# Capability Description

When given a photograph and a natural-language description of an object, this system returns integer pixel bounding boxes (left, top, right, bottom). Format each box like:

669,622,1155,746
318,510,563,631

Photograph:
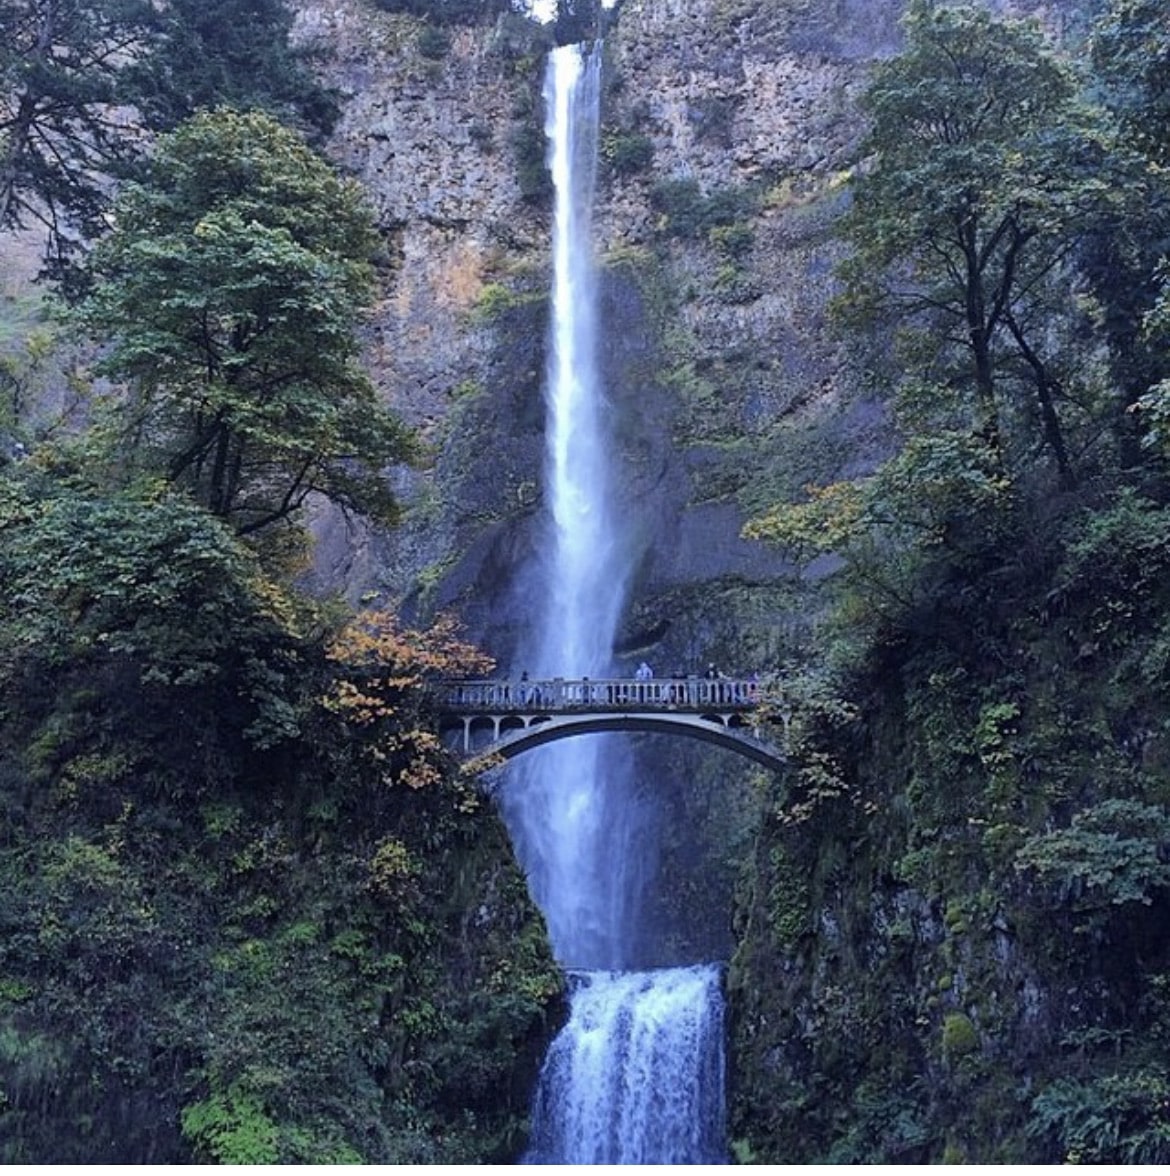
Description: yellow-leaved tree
323,610,492,795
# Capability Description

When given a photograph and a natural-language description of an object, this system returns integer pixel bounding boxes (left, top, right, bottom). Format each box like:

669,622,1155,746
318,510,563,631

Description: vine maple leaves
323,610,492,792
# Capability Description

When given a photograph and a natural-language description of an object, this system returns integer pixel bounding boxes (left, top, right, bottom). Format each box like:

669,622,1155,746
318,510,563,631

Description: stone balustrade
438,676,761,713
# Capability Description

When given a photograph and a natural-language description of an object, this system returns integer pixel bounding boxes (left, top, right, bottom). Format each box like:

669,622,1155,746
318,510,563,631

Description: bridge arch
435,676,786,779
448,712,785,775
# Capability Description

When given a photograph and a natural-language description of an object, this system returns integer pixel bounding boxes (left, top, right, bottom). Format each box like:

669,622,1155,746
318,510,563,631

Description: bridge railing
438,677,761,712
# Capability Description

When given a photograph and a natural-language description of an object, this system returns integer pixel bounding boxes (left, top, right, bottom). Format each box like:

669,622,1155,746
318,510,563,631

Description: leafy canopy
0,0,155,280
838,0,1112,484
79,109,415,536
1092,0,1170,167
1075,0,1170,421
128,0,339,140
0,469,308,748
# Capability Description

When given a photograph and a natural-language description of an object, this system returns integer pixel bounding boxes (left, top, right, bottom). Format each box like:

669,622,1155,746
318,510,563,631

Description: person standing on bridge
705,663,722,704
634,660,653,703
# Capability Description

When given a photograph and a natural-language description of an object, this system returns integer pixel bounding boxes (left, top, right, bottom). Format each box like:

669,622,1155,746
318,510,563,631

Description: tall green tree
1092,0,1170,168
128,0,339,140
1082,0,1170,441
0,0,153,280
79,109,415,537
838,0,1110,487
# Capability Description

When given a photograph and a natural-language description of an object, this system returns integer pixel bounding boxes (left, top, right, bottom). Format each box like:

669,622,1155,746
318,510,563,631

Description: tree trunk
0,94,38,230
1005,311,1075,489
0,3,54,230
208,425,232,516
961,215,1003,457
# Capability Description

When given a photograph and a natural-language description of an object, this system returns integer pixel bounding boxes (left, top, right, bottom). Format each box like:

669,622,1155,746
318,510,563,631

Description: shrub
602,131,654,177
650,179,758,241
1015,800,1170,911
417,24,451,59
1029,1069,1170,1163
181,1084,279,1165
510,123,552,203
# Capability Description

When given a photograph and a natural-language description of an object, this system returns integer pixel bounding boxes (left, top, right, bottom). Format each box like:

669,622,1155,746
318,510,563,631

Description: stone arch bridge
434,677,785,773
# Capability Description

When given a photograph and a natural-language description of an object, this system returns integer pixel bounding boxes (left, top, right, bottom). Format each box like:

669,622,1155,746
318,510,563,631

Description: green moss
471,281,544,321
0,974,28,1001
600,243,655,272
709,221,754,258
942,1011,978,1058
765,844,812,947
944,900,966,935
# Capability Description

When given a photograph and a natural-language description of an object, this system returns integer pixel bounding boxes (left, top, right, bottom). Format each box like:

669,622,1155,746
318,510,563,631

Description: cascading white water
536,41,620,680
499,42,647,970
526,965,728,1165
498,42,729,1164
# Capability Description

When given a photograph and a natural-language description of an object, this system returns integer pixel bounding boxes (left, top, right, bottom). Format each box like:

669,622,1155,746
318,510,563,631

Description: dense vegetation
731,0,1170,1162
0,0,560,1162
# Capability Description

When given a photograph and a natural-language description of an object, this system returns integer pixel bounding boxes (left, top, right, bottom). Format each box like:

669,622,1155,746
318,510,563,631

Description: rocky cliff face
291,0,1068,668
290,0,911,667
289,0,545,604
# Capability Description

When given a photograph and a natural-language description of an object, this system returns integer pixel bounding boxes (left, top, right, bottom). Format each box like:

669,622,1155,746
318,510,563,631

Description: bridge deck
434,677,781,771
438,676,760,714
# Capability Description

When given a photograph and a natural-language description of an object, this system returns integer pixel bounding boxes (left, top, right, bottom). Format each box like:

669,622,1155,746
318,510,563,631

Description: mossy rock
942,1012,978,1058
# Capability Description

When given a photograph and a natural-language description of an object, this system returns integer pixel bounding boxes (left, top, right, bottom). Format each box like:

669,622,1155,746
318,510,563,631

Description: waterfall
526,965,728,1165
498,42,729,1164
536,39,620,681
499,42,646,970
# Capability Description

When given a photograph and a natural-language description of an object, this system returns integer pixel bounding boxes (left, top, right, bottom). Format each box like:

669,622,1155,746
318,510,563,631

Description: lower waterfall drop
526,965,728,1165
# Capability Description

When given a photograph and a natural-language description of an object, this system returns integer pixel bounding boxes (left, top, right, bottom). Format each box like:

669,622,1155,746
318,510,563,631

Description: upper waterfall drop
498,39,648,974
534,41,624,680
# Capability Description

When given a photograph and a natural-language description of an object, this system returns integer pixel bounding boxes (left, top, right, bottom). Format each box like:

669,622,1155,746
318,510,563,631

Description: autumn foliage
323,611,493,791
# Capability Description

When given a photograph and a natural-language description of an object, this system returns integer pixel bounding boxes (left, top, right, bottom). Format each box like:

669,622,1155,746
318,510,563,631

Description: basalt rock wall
293,0,1069,671
292,0,904,669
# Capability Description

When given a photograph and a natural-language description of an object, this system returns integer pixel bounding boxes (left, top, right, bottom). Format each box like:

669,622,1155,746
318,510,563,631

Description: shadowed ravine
497,42,728,1164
